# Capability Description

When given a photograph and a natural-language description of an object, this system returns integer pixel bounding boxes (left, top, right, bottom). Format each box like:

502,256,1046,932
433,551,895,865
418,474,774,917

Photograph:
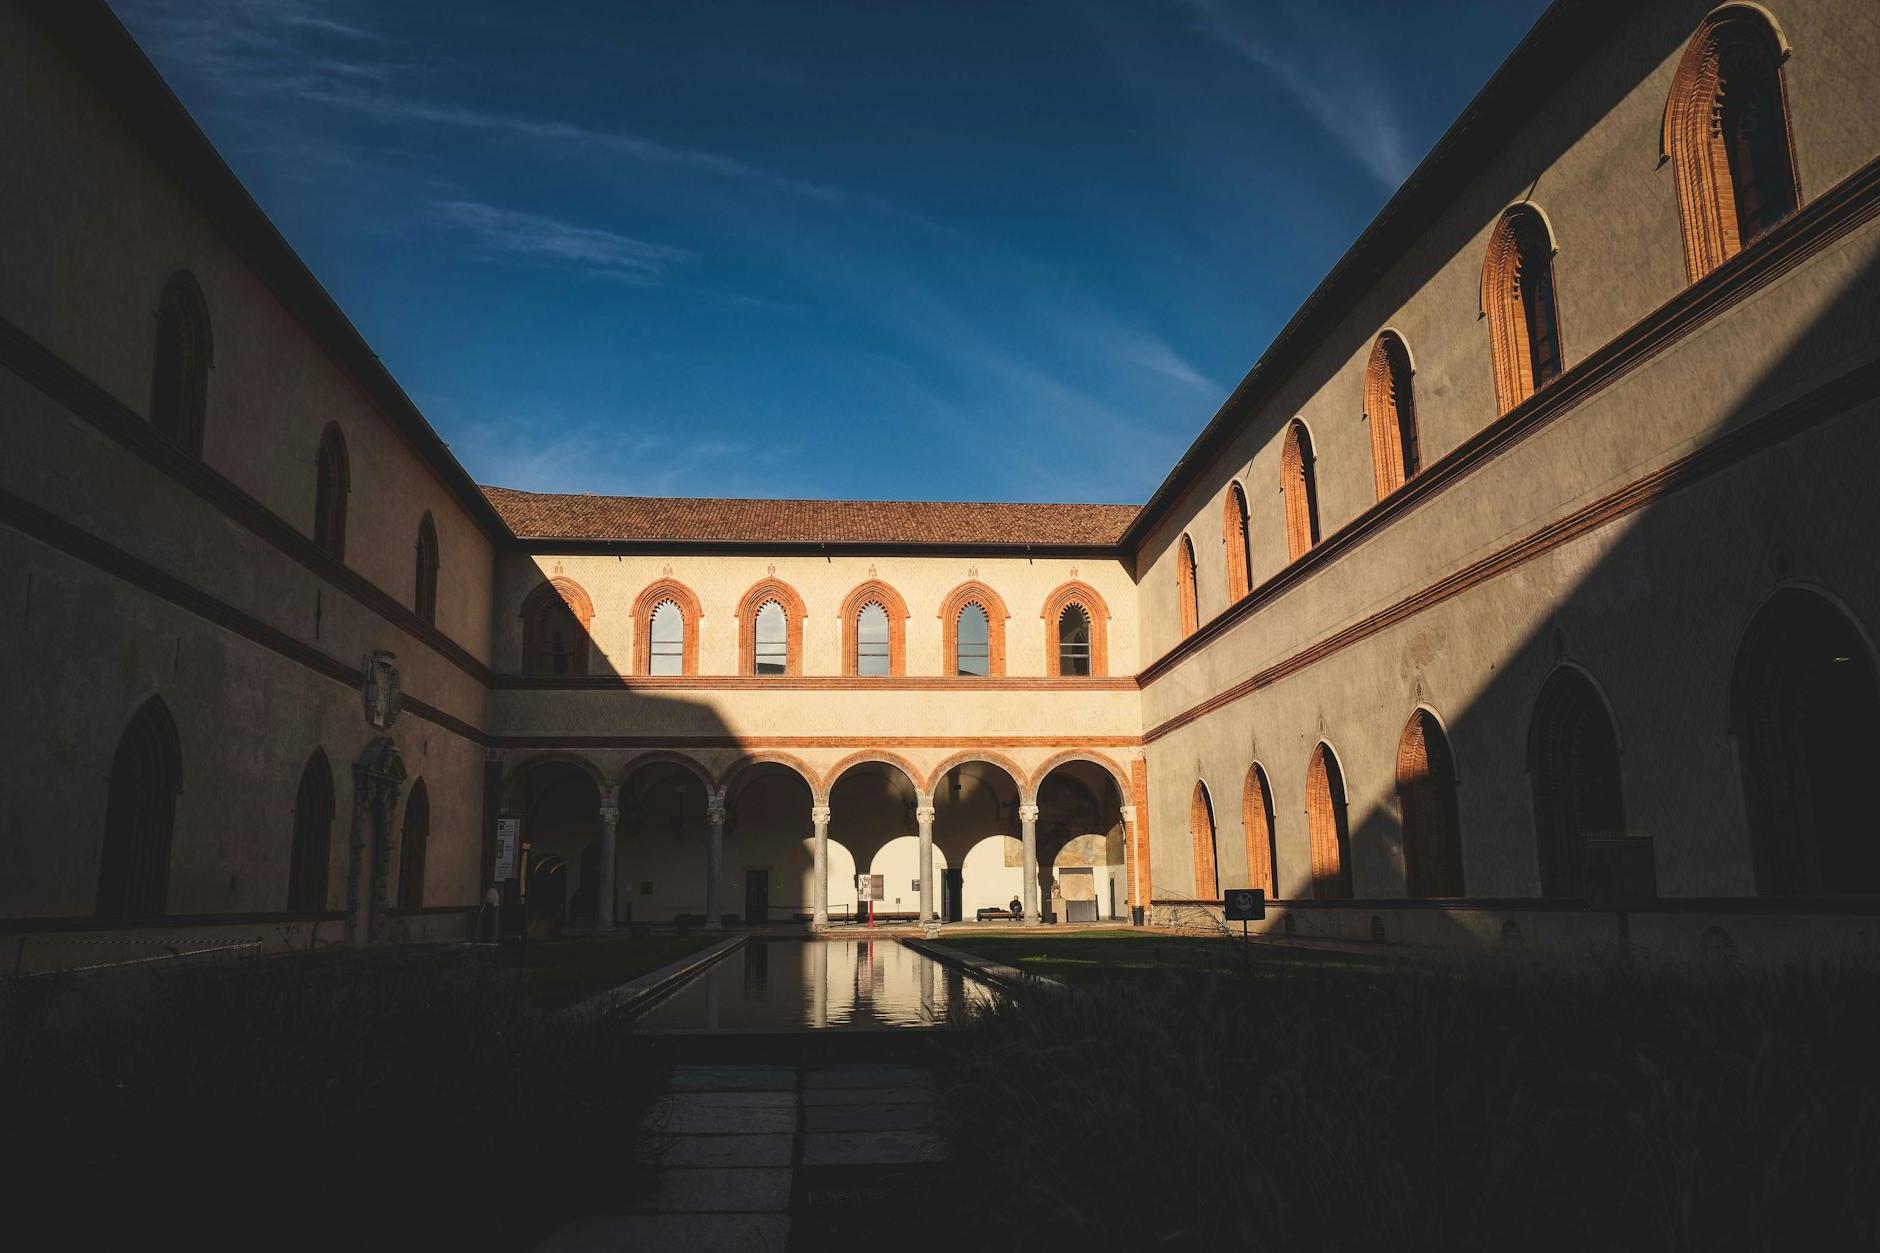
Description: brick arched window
97,696,182,917
941,582,1009,677
1190,780,1219,900
520,577,595,677
840,580,909,677
313,422,349,560
397,778,428,910
632,579,702,676
1527,667,1627,898
149,271,211,456
1732,589,1880,895
1223,482,1253,603
1280,420,1320,561
287,748,334,912
1176,535,1200,639
737,578,806,676
1397,709,1464,897
413,512,440,625
1364,332,1420,498
1305,742,1351,899
1242,763,1276,897
1042,582,1110,677
1481,205,1563,415
1665,7,1798,281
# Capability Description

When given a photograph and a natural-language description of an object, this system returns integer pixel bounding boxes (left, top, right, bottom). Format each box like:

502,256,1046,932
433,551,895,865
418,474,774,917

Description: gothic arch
1190,779,1220,900
1397,706,1465,897
1364,331,1420,498
1305,741,1352,899
313,422,350,560
1481,203,1564,415
413,512,440,626
1222,481,1253,603
97,695,183,917
631,578,703,676
1527,665,1628,898
1280,419,1320,560
1041,581,1111,677
520,576,596,677
287,747,335,913
839,579,910,677
150,270,212,455
1176,535,1200,639
1242,762,1277,898
940,581,1010,677
736,577,807,676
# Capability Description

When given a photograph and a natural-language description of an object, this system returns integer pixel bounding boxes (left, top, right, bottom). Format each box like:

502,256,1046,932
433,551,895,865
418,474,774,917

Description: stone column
705,791,726,932
597,799,619,930
1019,802,1041,926
811,803,832,929
1119,804,1138,923
916,800,937,923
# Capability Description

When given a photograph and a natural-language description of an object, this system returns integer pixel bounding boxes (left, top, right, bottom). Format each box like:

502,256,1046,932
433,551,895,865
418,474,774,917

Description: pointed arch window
1666,8,1798,280
97,697,182,917
838,581,908,676
397,779,429,910
288,749,334,912
1306,743,1351,899
1365,333,1420,498
1058,604,1092,676
313,423,350,560
1528,668,1629,898
1281,420,1320,561
1223,483,1253,602
1243,764,1277,898
1398,710,1465,897
150,272,211,456
956,603,990,676
414,513,440,625
1176,536,1200,639
855,603,890,675
521,578,595,677
1190,781,1219,900
1482,206,1563,414
1043,583,1109,678
738,579,806,676
755,602,788,675
942,582,1008,677
649,601,686,675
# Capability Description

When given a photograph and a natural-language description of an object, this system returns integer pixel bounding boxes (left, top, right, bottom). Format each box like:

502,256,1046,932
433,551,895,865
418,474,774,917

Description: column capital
706,803,727,826
598,804,619,825
915,804,936,824
1018,803,1040,823
1118,804,1137,826
811,804,832,825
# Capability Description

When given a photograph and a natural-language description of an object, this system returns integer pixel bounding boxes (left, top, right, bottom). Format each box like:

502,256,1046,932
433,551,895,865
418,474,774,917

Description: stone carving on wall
362,649,402,729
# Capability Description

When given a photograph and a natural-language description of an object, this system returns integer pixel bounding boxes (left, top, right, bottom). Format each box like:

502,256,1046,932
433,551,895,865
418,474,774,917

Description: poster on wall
495,817,520,881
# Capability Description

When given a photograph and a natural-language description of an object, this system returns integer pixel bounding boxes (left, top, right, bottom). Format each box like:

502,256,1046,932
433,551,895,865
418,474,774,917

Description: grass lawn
523,933,724,1006
940,927,1394,983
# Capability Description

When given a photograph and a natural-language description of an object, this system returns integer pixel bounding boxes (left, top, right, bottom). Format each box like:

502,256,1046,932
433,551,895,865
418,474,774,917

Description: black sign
1224,888,1265,921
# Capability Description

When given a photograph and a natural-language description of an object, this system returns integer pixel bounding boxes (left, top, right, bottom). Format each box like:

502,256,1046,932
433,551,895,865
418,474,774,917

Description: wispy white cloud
1173,0,1416,188
432,200,691,281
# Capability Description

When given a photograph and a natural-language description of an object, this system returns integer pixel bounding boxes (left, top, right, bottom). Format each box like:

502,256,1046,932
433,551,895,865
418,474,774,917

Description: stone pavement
536,1062,946,1252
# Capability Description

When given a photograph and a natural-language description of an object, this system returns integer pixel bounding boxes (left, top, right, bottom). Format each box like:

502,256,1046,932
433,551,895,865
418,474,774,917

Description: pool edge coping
556,933,749,1021
899,937,1064,994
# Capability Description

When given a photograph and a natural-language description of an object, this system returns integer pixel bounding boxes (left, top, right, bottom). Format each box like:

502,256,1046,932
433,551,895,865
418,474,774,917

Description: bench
976,907,1021,922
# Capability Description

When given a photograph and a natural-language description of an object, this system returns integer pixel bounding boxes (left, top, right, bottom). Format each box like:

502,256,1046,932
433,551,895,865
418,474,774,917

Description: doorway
744,868,770,925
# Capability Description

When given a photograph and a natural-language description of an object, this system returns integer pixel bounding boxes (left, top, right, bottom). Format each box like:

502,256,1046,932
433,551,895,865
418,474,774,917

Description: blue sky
109,0,1550,504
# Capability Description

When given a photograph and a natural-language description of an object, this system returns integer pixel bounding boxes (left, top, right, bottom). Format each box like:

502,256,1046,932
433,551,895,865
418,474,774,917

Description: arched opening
956,602,991,676
868,839,951,920
649,600,686,675
1224,482,1253,602
1733,589,1880,895
1242,763,1276,898
397,779,429,910
755,602,788,675
413,513,440,625
619,757,713,925
287,748,334,912
508,759,604,932
855,602,890,676
1281,420,1320,560
1306,743,1351,899
1398,710,1465,897
150,272,210,456
1365,332,1420,498
632,579,700,676
1034,760,1127,924
1666,7,1799,279
521,578,595,677
829,761,920,919
932,759,1022,923
1176,535,1200,638
313,423,350,560
1057,604,1092,676
97,696,182,916
840,581,908,677
1482,205,1563,414
1043,583,1109,677
1190,781,1219,899
1528,668,1629,899
738,578,806,676
942,582,1008,677
723,760,817,924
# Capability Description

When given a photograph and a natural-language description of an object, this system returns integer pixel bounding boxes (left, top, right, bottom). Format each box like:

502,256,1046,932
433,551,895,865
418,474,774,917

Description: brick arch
1480,203,1564,415
1364,331,1420,498
1175,534,1200,639
839,579,910,677
1027,750,1130,805
313,421,350,560
520,576,596,677
1041,582,1110,677
939,581,1010,677
736,577,807,676
1663,5,1798,282
631,578,703,676
825,750,926,803
1190,779,1220,900
500,750,610,807
720,752,823,805
1397,707,1465,897
1242,762,1276,898
923,750,1027,797
1222,482,1253,603
1305,742,1352,899
1280,419,1319,560
150,270,212,456
619,748,717,795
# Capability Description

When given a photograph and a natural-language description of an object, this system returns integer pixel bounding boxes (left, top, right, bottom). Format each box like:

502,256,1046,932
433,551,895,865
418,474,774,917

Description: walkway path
536,1061,946,1252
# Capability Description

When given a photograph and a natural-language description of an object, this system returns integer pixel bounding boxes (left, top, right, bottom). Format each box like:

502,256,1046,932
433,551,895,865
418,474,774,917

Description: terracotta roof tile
482,486,1139,547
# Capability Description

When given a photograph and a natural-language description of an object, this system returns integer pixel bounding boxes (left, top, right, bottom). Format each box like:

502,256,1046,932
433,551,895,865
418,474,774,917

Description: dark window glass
414,515,439,625
1516,220,1562,388
649,600,685,675
956,603,990,676
1058,604,1092,677
755,601,788,675
1720,46,1796,244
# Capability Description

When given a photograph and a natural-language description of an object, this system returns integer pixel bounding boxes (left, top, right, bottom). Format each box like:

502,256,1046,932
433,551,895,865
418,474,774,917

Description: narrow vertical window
648,600,686,675
1306,743,1351,899
1190,782,1219,900
1176,536,1200,638
854,602,890,676
414,512,440,625
1223,483,1252,602
1243,764,1277,898
1281,420,1320,560
956,603,991,676
288,749,334,912
149,272,211,456
1057,604,1092,677
1482,206,1563,414
397,779,429,910
1365,333,1420,498
313,423,350,560
1397,710,1465,897
755,601,788,675
520,578,595,677
1528,668,1631,899
97,697,182,917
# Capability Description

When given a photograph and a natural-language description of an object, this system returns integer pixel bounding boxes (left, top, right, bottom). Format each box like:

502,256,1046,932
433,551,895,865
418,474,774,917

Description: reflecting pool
636,939,990,1032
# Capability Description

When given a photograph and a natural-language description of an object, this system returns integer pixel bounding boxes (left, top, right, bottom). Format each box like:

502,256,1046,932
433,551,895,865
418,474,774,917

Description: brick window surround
939,581,1010,677
1176,535,1200,639
312,421,349,561
1280,420,1320,561
1306,742,1352,899
838,579,909,676
1527,666,1626,898
1397,708,1465,897
1190,780,1219,900
1042,581,1110,677
1364,332,1420,499
631,578,703,676
1222,482,1252,603
1480,204,1563,416
1664,7,1798,282
149,270,211,457
737,577,807,676
520,576,595,677
1242,762,1276,898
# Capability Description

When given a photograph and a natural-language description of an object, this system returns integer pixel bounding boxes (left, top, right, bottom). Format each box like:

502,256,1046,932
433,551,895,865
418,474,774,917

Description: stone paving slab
801,1128,946,1167
802,1064,934,1089
803,1102,937,1133
802,1085,935,1107
630,1167,793,1214
634,1133,797,1168
536,1212,788,1252
667,1065,798,1092
649,1100,798,1135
